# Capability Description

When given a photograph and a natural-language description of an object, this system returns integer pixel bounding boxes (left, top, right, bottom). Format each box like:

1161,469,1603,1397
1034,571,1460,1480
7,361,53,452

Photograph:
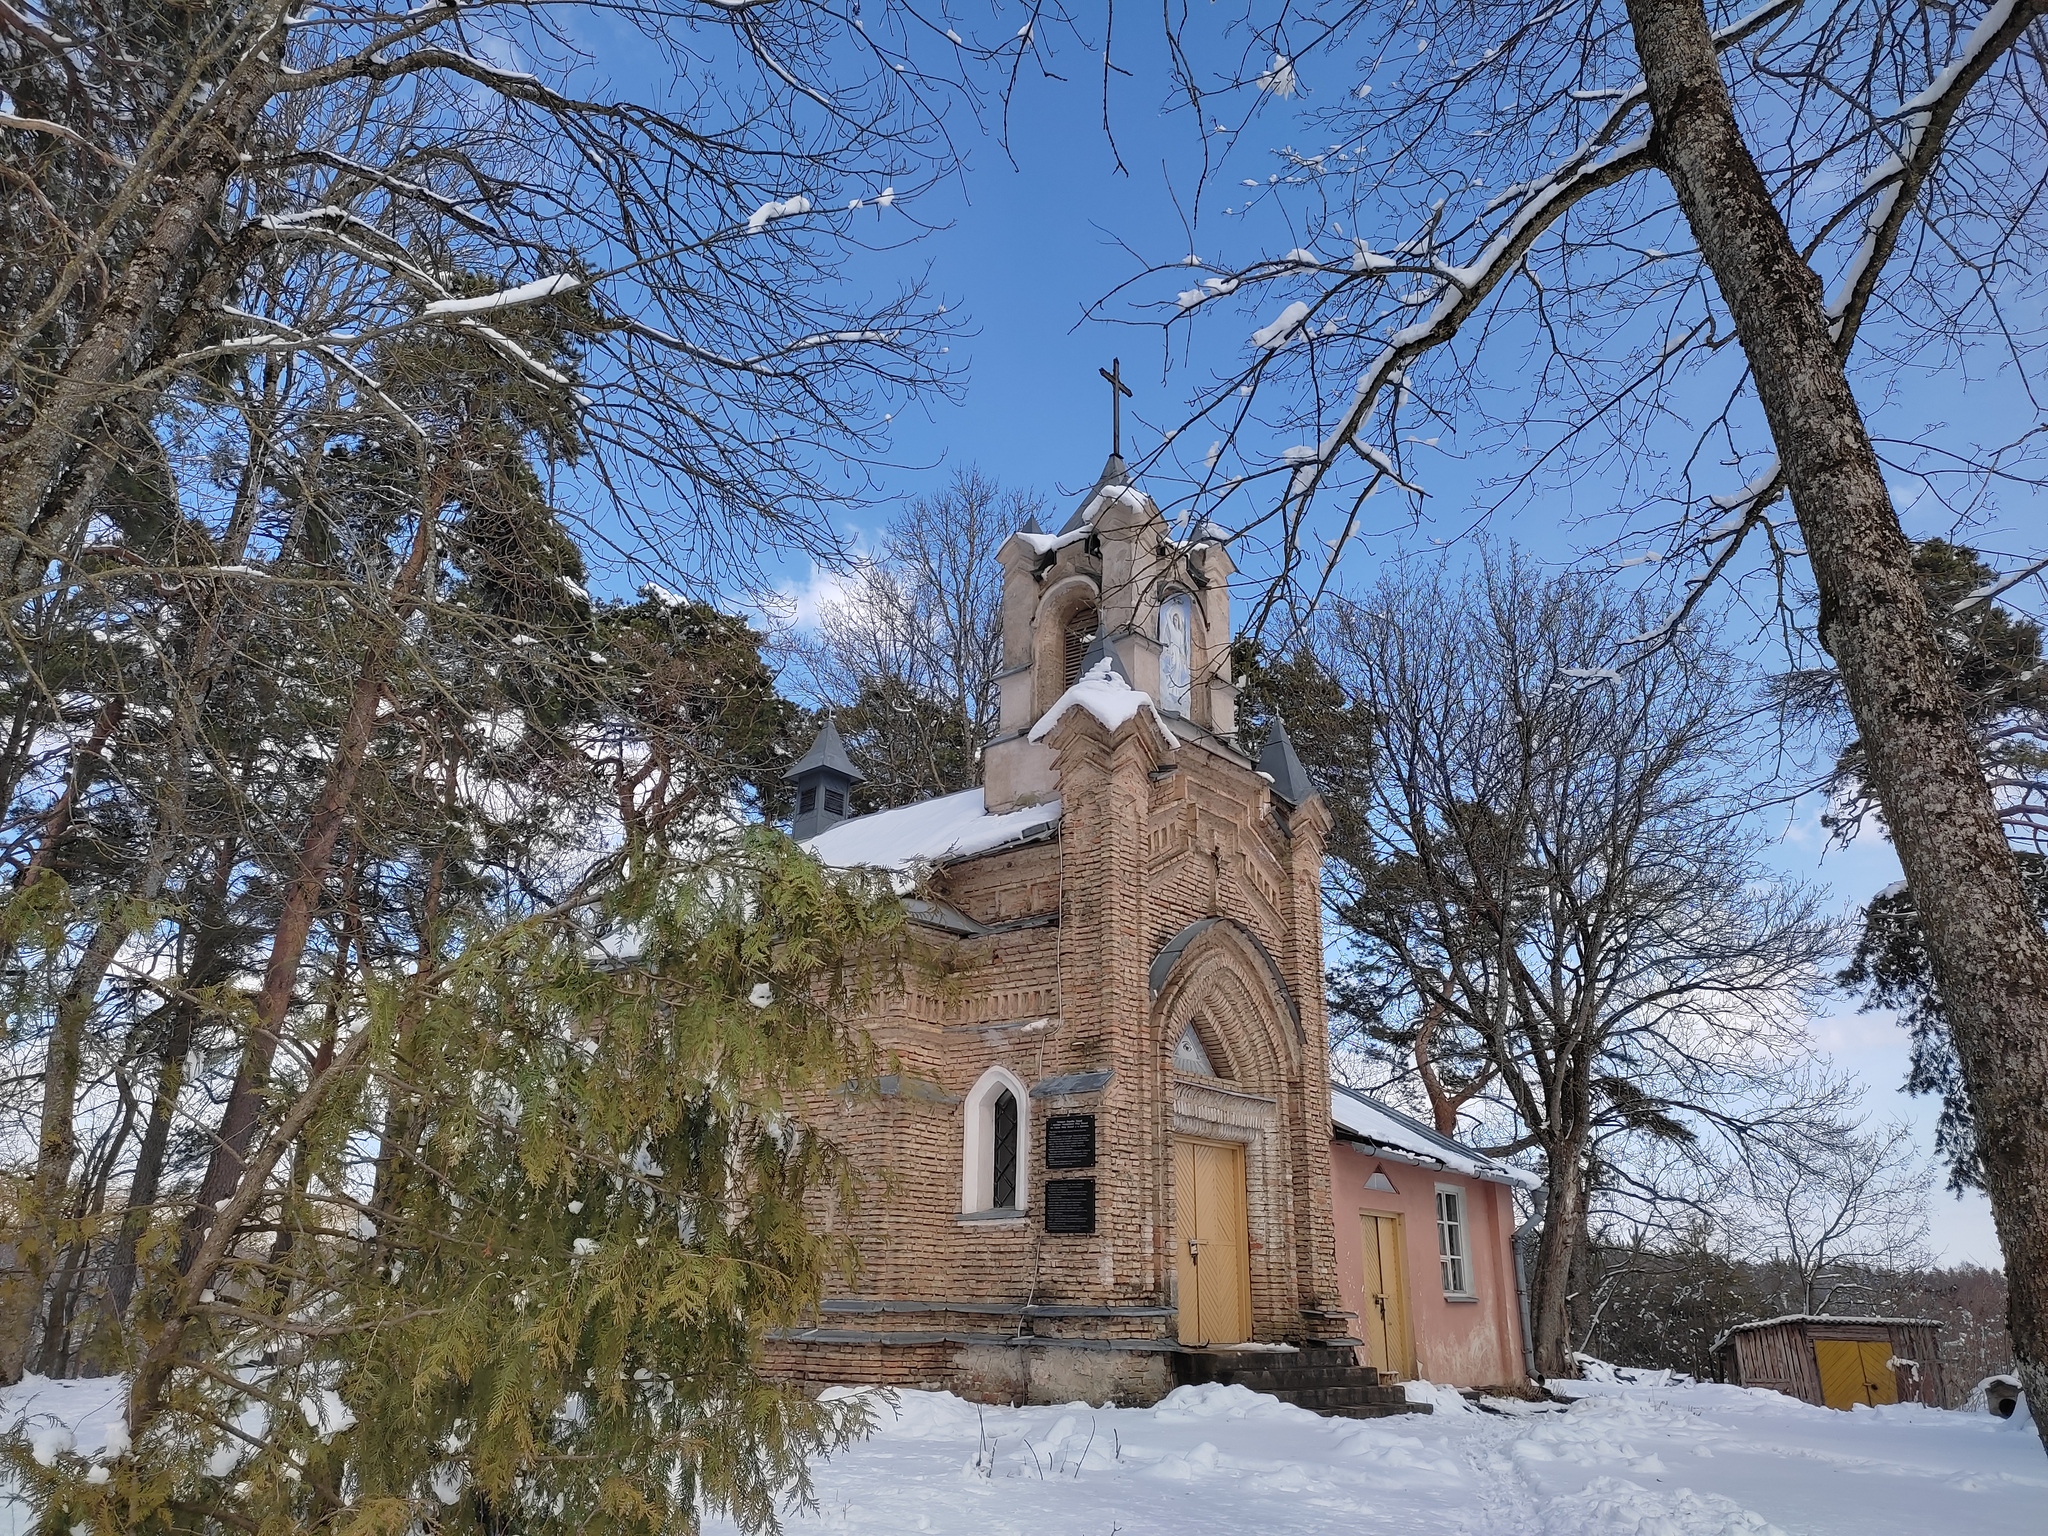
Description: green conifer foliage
8,830,902,1534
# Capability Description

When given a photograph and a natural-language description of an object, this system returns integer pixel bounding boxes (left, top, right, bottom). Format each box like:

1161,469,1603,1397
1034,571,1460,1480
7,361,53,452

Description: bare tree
1312,550,1840,1375
782,467,1027,808
1113,0,2048,1446
1733,1122,1933,1316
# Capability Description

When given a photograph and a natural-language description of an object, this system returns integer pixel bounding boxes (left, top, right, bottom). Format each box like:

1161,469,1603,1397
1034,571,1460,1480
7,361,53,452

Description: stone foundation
765,1332,1178,1406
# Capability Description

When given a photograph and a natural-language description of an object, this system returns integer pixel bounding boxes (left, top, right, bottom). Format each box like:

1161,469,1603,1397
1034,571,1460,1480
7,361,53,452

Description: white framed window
1436,1185,1472,1296
961,1066,1032,1214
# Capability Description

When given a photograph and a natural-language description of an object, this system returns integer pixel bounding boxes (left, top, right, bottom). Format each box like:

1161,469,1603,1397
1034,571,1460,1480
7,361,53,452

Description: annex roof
801,786,1060,873
1329,1083,1540,1190
1710,1314,1946,1355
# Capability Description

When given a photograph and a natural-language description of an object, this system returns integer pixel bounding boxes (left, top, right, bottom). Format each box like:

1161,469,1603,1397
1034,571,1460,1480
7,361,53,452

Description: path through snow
704,1376,2044,1536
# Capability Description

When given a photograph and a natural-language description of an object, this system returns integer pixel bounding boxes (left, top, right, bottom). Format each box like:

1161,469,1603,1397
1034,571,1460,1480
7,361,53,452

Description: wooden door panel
1359,1215,1392,1370
1859,1341,1899,1405
1195,1142,1250,1345
1174,1138,1250,1347
1380,1217,1414,1378
1174,1139,1200,1346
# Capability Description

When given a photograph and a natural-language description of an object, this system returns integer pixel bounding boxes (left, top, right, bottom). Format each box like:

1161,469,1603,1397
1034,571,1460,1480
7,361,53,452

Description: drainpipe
1512,1184,1542,1383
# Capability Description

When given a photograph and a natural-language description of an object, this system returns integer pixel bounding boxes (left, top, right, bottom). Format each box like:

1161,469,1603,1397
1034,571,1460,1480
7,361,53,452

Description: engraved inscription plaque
1044,1178,1096,1234
1045,1113,1097,1169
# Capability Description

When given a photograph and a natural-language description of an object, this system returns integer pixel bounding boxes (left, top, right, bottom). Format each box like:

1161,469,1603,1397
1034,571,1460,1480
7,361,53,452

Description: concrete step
1173,1345,1427,1419
1206,1366,1386,1392
1326,1400,1434,1419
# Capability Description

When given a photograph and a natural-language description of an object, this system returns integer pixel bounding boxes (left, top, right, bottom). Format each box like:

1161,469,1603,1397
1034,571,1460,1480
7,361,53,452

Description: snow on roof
1329,1084,1540,1190
802,787,1060,873
1711,1314,1944,1354
1015,473,1161,556
1029,659,1178,746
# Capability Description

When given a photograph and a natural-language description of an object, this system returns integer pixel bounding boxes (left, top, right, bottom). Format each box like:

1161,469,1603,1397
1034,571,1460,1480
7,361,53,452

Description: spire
783,716,865,784
1257,716,1318,807
786,716,864,840
1020,511,1044,536
1059,452,1137,533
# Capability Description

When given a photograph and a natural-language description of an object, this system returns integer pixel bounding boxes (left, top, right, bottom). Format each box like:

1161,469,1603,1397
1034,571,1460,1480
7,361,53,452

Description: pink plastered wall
1328,1139,1528,1388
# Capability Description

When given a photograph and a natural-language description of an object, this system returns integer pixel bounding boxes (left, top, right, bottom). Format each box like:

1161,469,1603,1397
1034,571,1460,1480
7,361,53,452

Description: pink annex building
771,451,1531,1405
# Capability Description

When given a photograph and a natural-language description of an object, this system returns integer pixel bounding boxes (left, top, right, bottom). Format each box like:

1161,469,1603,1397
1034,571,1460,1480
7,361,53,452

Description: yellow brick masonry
770,699,1345,1405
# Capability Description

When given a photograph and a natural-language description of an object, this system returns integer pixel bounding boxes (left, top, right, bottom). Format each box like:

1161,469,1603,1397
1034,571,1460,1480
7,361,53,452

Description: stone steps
1173,1344,1432,1420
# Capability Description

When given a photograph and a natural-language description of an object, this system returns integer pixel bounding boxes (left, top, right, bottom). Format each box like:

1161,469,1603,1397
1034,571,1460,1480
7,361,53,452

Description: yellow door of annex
1359,1213,1415,1378
1814,1340,1899,1409
1174,1138,1251,1346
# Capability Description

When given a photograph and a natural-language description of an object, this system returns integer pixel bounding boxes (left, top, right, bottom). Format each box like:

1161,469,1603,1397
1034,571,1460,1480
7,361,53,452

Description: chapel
766,449,1351,1405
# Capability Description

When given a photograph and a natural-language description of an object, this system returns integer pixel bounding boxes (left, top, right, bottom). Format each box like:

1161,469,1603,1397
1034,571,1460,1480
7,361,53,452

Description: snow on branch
420,273,582,319
1953,553,2048,615
1825,0,2045,351
746,194,812,232
619,318,895,377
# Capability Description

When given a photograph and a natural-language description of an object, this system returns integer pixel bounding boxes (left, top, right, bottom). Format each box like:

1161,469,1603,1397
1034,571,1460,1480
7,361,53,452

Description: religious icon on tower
1159,591,1193,717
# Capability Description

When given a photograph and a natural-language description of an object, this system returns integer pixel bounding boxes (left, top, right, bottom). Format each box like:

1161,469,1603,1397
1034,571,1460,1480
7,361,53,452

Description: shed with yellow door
1712,1316,1946,1409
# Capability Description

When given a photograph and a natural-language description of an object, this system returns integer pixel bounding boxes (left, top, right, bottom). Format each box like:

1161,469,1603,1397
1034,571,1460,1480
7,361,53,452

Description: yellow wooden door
1815,1339,1900,1409
1174,1139,1251,1346
1359,1214,1414,1378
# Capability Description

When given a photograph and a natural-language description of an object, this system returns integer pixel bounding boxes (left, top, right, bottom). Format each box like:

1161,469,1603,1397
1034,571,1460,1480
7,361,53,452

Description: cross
1099,357,1134,458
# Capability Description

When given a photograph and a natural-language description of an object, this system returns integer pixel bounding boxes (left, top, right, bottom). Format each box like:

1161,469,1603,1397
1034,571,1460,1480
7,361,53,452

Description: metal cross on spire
1099,357,1134,459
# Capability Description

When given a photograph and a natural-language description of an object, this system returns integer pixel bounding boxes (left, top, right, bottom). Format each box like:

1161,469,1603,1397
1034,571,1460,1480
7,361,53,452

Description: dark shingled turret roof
783,716,866,784
1059,452,1134,533
1257,717,1318,807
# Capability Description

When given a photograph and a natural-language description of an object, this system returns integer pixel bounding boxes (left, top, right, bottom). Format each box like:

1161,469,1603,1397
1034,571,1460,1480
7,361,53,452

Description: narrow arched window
992,1089,1019,1208
962,1066,1031,1215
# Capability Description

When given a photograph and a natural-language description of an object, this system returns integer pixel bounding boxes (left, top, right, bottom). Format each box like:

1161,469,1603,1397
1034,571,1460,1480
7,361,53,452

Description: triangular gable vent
1364,1167,1398,1193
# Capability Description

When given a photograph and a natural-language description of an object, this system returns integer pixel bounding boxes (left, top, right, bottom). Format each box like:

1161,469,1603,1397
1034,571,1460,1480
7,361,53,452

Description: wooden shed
1712,1316,1945,1409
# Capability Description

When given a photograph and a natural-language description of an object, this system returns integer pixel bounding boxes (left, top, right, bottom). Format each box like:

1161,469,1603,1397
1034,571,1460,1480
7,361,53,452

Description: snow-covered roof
1711,1315,1944,1354
1330,1084,1540,1190
802,787,1060,873
1029,659,1177,746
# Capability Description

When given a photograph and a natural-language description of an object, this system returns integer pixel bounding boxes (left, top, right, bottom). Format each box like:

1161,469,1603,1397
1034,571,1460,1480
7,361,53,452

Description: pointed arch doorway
1173,1137,1251,1346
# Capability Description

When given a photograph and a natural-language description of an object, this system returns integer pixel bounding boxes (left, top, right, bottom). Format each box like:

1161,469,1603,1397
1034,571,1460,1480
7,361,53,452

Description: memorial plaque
1043,1178,1096,1234
1045,1113,1097,1169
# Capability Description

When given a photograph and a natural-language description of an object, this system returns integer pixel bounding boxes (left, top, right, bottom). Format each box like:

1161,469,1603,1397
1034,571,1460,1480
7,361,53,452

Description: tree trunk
0,789,178,1384
1627,0,2048,1453
177,491,439,1266
1528,1137,1589,1378
0,25,282,588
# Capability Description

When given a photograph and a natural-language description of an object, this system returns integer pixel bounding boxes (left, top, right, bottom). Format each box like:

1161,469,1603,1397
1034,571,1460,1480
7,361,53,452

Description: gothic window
992,1090,1018,1207
1063,607,1098,688
1174,1023,1219,1077
962,1066,1032,1213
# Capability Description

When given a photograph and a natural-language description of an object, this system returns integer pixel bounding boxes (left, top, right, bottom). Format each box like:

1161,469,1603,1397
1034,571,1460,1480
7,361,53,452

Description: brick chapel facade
767,454,1348,1405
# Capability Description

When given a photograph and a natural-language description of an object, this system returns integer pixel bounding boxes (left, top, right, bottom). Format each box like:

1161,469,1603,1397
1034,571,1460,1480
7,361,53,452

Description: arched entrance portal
1151,918,1303,1349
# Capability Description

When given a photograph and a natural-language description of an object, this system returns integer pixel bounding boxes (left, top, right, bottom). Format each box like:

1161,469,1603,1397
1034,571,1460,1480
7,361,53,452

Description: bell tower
980,453,1244,814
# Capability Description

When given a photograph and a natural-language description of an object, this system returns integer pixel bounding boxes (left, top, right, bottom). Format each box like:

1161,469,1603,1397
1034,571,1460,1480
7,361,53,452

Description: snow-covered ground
705,1375,2044,1536
6,1371,2040,1534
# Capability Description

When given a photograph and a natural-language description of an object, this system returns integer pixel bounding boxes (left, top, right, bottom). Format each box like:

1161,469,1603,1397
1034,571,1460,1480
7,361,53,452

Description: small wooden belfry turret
785,716,864,839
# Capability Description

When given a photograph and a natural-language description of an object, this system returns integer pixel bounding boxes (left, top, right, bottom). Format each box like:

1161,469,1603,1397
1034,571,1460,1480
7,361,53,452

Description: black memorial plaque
1043,1178,1096,1234
1045,1113,1097,1169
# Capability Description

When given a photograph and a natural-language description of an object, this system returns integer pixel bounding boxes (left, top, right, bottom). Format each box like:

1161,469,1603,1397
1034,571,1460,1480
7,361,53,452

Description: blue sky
624,16,2024,1263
